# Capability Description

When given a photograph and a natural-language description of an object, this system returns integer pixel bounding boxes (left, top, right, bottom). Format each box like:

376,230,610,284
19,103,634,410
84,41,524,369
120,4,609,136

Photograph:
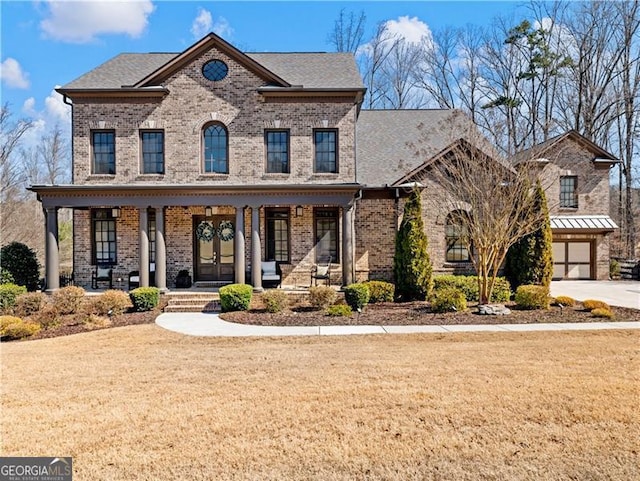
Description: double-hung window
314,208,338,262
560,176,578,208
92,131,115,174
265,208,290,262
445,212,470,262
265,130,289,173
314,129,338,173
92,209,117,265
141,131,164,174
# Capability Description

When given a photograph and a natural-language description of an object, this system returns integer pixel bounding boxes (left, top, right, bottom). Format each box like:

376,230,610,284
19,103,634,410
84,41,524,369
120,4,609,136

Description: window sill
197,174,229,180
136,174,165,180
559,207,579,211
310,173,339,179
87,174,116,180
262,173,290,179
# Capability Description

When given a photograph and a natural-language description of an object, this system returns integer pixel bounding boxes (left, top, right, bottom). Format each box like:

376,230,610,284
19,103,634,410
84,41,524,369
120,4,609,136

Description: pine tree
506,181,553,289
393,189,433,301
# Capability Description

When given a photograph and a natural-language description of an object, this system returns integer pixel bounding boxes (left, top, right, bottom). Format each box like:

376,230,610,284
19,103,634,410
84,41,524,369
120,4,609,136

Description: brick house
30,33,617,291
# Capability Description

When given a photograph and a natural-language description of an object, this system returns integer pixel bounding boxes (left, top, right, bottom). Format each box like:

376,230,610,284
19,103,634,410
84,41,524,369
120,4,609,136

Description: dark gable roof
356,109,481,187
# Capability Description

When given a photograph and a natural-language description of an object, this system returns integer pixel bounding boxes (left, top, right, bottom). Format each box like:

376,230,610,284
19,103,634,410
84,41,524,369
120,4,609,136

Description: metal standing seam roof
550,215,618,230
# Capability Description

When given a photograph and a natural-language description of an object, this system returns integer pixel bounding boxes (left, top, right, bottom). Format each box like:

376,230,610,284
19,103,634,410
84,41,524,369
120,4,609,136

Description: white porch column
154,207,167,291
44,207,60,292
139,208,149,287
342,204,355,286
235,206,246,284
251,206,263,291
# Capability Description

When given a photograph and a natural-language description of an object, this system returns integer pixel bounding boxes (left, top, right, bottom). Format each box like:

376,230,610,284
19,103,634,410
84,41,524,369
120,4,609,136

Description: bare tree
38,124,69,184
359,22,400,109
0,104,33,202
328,9,366,53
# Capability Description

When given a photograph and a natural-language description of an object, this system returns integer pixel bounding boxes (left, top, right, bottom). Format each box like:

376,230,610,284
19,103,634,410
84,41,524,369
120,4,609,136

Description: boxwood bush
431,287,467,313
343,283,370,311
219,284,253,312
591,307,613,319
432,275,511,303
554,295,576,307
326,304,352,317
514,285,550,310
89,290,132,316
582,299,610,311
309,286,337,309
0,283,27,313
364,281,395,303
129,287,160,312
262,289,288,313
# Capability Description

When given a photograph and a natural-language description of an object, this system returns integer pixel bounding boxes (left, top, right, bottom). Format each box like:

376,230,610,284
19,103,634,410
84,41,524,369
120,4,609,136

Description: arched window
445,211,470,262
203,123,228,174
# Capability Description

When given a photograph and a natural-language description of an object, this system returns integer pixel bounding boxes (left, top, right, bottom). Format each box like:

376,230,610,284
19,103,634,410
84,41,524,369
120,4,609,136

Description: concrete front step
164,293,221,313
164,304,220,313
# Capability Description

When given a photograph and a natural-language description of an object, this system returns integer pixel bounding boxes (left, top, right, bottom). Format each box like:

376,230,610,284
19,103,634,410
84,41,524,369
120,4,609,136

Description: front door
194,216,235,282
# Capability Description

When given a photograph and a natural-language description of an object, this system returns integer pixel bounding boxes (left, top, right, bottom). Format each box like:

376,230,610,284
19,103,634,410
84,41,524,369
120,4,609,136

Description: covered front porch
29,184,361,292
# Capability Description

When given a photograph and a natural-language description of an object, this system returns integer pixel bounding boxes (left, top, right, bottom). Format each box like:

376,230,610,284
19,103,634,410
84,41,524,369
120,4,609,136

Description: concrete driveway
550,280,640,309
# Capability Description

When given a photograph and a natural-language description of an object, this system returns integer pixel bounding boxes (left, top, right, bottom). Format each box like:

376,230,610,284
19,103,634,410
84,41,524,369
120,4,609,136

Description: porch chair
311,257,332,286
91,265,113,290
261,261,281,288
128,263,156,290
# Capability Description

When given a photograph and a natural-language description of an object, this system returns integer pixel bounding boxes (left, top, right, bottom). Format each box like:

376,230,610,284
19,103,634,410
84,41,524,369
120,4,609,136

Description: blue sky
1,1,529,147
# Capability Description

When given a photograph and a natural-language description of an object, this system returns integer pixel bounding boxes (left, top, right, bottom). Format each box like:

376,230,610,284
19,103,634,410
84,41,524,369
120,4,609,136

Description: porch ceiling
28,183,361,209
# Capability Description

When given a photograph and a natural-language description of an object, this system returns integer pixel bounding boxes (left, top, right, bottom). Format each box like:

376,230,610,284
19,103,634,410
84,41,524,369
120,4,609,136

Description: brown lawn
1,326,639,480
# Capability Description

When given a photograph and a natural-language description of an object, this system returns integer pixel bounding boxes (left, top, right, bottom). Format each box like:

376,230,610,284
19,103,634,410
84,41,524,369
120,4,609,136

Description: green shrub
431,287,467,313
129,287,160,312
0,242,40,291
15,292,47,317
432,275,510,303
365,281,395,303
344,283,370,311
0,283,27,313
261,289,288,313
89,290,132,316
308,286,337,309
326,304,353,317
0,269,14,284
554,295,576,307
52,286,86,314
591,308,613,319
609,259,620,279
582,299,610,311
0,315,40,340
219,284,253,312
394,189,433,301
514,285,550,310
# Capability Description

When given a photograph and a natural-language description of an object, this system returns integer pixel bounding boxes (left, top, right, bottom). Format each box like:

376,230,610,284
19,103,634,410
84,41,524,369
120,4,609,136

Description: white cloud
18,88,71,153
191,7,233,40
1,57,30,89
191,8,212,38
45,87,71,124
384,16,433,46
22,97,36,115
40,0,155,43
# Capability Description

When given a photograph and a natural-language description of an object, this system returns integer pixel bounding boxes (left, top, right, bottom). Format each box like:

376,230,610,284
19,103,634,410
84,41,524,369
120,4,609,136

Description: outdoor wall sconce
205,206,213,217
296,205,303,217
111,207,121,218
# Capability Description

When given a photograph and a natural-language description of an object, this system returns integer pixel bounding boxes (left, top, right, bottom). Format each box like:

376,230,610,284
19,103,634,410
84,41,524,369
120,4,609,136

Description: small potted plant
175,269,192,288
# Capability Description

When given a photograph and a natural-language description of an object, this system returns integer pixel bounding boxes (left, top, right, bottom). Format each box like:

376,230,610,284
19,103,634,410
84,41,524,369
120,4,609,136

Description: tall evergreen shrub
506,181,553,290
0,242,40,291
393,189,433,301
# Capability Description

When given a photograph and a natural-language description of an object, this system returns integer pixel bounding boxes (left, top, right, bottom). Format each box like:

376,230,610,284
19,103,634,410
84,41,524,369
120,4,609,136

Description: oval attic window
202,60,228,82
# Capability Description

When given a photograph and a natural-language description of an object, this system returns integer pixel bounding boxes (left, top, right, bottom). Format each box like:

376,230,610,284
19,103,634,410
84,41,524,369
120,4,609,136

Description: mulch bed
221,302,640,326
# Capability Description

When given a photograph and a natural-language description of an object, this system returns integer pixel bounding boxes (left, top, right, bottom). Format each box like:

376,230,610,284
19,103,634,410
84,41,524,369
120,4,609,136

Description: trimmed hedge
262,289,288,313
89,290,132,316
129,287,160,312
514,285,550,310
308,286,337,309
326,304,352,317
432,275,511,303
431,287,467,313
344,283,370,311
364,281,395,303
219,284,253,312
0,283,27,313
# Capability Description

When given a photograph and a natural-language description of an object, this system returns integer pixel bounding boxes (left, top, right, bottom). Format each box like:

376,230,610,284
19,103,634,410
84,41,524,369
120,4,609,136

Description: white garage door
553,241,592,279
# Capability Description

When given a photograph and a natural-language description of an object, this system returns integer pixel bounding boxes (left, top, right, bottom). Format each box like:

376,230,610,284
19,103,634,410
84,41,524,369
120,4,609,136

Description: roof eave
56,87,169,99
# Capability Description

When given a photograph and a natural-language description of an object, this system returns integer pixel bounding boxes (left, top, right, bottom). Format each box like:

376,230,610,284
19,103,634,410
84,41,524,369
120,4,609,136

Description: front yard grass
1,326,639,480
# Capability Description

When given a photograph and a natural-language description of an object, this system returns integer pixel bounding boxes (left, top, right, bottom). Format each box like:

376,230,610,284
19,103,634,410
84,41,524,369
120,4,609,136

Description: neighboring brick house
30,33,617,291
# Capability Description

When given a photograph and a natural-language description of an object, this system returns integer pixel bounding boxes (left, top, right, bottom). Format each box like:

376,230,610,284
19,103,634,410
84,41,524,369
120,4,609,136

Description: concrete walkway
156,312,640,338
550,280,639,309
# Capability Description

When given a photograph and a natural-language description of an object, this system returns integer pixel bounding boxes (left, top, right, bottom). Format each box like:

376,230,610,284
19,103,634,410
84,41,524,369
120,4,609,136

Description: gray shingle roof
61,51,363,90
356,109,474,187
63,53,178,89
